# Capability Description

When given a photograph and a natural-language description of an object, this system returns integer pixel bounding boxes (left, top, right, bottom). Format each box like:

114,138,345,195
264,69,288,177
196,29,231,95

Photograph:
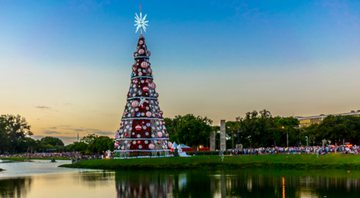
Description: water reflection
1,161,360,198
0,177,32,198
114,169,360,198
75,171,115,188
115,171,174,198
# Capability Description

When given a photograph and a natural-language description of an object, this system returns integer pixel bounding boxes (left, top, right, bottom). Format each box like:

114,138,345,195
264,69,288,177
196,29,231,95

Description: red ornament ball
135,125,142,131
142,86,149,92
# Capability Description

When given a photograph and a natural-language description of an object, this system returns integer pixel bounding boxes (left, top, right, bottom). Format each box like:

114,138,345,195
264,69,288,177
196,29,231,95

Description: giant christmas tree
114,12,172,158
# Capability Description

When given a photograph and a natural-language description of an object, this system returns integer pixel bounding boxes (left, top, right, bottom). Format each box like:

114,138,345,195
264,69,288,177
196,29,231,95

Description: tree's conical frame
114,35,172,158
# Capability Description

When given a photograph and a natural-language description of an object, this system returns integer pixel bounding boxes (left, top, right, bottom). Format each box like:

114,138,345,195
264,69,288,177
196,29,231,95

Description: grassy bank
60,154,360,170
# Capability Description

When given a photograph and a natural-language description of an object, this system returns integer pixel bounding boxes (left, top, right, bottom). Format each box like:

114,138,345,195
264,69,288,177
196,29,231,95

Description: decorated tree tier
114,35,172,158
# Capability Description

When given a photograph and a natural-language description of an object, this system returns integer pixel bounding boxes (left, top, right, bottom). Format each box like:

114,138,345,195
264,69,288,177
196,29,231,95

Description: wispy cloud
96,131,114,136
41,126,114,137
33,135,79,145
35,105,51,110
43,130,63,135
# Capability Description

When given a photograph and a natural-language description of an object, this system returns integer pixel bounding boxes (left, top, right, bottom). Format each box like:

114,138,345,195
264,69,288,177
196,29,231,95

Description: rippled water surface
1,160,360,198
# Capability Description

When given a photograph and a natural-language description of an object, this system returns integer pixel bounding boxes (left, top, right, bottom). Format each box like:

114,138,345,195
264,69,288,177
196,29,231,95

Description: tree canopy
165,114,212,148
302,115,360,145
65,134,114,154
40,136,64,147
226,110,300,148
0,114,33,153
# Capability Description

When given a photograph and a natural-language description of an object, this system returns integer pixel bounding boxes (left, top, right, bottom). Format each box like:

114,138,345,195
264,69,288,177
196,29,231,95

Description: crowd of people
0,152,93,160
1,145,360,160
231,145,360,155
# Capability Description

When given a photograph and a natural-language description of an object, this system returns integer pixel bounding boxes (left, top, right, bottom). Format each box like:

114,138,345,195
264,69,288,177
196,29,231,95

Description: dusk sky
1,0,360,143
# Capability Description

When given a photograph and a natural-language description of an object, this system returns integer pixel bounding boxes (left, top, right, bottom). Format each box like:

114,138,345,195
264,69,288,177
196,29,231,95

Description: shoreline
0,157,69,162
60,154,360,170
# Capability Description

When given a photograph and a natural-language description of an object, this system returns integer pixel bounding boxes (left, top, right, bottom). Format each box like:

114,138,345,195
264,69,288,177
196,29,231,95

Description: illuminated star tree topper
134,12,149,34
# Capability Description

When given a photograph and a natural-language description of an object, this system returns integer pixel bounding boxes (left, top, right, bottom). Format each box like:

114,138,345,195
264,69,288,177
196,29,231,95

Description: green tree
301,124,319,146
225,121,241,149
166,114,212,148
235,110,299,147
80,134,114,154
65,142,88,153
313,115,360,145
0,115,32,153
40,136,64,147
37,136,65,152
273,116,300,146
20,137,37,153
164,118,176,142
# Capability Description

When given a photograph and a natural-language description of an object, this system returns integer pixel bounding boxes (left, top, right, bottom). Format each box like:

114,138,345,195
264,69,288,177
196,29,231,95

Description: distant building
297,110,360,128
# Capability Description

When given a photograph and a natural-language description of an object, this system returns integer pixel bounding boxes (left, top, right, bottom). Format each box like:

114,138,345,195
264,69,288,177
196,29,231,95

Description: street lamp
282,126,288,147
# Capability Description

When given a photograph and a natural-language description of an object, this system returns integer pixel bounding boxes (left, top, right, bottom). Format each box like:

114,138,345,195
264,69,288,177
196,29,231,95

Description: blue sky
0,0,360,143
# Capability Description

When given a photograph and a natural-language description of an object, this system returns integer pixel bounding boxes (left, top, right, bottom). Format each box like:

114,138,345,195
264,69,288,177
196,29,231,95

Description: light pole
286,132,289,148
236,117,241,145
282,126,288,147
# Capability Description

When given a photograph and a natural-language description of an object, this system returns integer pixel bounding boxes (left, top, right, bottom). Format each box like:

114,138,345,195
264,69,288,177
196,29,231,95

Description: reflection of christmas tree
115,171,174,198
114,12,172,158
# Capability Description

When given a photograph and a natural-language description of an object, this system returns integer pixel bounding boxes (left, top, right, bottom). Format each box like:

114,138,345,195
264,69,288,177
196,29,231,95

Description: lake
1,160,360,198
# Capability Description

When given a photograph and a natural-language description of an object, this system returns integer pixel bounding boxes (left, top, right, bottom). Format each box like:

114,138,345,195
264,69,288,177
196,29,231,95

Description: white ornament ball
149,82,156,89
138,49,145,54
141,61,149,68
148,143,155,150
